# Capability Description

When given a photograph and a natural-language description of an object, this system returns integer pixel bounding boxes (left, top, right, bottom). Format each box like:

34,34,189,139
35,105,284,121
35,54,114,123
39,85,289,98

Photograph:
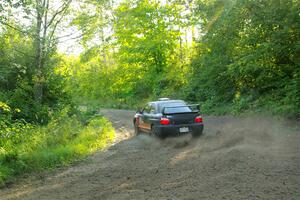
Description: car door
143,103,156,133
138,104,151,132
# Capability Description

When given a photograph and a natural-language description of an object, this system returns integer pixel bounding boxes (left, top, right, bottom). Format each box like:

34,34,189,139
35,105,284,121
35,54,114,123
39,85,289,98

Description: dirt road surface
1,109,299,200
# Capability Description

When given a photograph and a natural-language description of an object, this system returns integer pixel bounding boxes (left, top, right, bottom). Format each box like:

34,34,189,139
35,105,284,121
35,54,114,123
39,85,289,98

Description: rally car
133,98,204,138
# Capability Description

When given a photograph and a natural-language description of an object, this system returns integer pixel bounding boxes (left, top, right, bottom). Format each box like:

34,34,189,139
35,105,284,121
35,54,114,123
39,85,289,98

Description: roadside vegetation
0,103,114,186
0,0,299,187
64,0,299,117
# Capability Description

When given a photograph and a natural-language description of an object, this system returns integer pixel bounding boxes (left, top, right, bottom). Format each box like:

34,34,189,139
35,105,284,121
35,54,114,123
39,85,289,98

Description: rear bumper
153,123,204,137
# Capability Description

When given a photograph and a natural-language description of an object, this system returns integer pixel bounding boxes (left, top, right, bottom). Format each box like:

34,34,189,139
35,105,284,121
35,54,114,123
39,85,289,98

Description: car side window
149,104,156,114
143,104,151,114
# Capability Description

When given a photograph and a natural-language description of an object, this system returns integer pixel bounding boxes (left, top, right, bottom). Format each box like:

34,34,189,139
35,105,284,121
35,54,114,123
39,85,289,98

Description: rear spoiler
162,104,200,115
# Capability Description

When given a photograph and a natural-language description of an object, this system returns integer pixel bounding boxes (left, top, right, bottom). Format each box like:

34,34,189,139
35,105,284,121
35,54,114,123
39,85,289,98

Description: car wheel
151,125,166,139
134,122,141,135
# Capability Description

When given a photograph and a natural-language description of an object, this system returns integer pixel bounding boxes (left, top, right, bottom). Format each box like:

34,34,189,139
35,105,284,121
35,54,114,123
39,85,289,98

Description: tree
113,0,182,101
33,0,72,103
0,0,74,122
189,0,300,115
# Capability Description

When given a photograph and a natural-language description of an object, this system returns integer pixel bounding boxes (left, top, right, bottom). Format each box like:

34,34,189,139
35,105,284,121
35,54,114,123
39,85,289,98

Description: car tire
151,125,166,139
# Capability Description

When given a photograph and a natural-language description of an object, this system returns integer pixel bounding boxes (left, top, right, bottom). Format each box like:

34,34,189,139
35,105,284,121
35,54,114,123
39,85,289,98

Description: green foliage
0,108,115,186
62,0,299,117
0,26,74,123
1,0,299,186
112,0,184,102
66,0,191,108
187,0,300,116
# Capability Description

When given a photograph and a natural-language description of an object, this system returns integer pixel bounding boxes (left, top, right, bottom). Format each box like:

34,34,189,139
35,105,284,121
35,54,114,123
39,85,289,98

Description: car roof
145,100,186,113
149,100,186,106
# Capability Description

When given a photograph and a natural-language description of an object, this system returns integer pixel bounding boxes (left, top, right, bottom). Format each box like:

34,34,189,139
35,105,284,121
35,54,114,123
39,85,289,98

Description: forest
0,0,299,186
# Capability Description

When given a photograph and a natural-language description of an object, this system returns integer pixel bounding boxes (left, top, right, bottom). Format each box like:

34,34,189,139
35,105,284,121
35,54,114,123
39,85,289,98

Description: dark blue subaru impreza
133,98,204,138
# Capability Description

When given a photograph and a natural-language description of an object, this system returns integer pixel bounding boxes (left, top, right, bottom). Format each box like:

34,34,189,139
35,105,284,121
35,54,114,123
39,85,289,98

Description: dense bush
0,106,115,187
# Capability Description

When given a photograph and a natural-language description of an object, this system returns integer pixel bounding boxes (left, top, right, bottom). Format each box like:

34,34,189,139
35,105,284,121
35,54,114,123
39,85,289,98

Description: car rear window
158,101,192,114
164,106,192,114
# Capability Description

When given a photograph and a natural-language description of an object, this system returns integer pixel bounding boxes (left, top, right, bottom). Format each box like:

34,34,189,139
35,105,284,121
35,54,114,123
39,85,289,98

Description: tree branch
48,2,72,44
0,20,37,38
46,0,72,29
55,33,84,43
55,31,83,40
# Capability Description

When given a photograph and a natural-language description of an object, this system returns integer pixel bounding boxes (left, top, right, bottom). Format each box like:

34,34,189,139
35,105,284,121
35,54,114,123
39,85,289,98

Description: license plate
179,127,189,133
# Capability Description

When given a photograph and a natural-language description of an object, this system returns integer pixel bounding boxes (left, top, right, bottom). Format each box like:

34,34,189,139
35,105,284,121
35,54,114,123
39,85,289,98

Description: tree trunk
33,0,70,104
34,0,43,103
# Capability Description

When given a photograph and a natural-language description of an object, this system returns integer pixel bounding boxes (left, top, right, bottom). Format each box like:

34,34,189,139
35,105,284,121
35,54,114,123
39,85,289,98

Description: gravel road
1,109,299,200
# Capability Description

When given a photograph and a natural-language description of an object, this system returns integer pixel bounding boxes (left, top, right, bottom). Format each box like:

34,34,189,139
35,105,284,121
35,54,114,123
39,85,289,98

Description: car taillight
160,118,170,125
195,116,203,123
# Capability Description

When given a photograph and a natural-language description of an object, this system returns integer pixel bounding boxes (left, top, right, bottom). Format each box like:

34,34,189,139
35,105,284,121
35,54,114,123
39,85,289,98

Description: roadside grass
0,109,115,187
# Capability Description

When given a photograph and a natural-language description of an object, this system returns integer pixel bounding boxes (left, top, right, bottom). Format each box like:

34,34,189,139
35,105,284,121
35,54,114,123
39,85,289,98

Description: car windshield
158,102,192,114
